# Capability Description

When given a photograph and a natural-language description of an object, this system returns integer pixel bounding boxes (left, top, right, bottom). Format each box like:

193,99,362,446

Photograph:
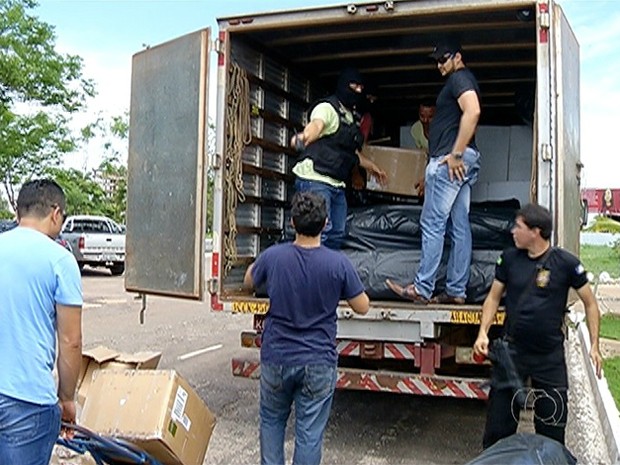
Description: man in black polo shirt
473,203,603,448
387,39,481,304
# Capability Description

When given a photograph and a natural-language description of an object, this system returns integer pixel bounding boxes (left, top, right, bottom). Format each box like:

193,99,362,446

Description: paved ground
51,272,620,464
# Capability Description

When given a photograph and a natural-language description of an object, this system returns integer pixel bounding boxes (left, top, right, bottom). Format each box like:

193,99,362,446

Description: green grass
580,244,620,279
602,314,620,410
601,314,620,341
586,216,620,233
604,357,620,410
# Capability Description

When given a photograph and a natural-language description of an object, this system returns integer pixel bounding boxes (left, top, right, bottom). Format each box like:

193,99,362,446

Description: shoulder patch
496,256,503,266
575,264,585,275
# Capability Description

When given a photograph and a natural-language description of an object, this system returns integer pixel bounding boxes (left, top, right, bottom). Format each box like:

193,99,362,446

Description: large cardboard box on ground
81,370,216,465
362,145,426,197
77,346,161,407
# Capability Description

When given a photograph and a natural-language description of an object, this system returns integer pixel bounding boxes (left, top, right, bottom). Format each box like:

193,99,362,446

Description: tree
0,0,94,209
0,196,13,219
96,158,127,223
80,112,129,223
46,167,108,216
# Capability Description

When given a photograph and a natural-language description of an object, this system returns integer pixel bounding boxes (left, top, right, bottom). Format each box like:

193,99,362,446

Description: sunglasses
436,54,454,65
50,203,67,223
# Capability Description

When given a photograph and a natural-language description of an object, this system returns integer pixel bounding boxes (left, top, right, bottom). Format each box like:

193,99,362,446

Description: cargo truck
125,0,584,400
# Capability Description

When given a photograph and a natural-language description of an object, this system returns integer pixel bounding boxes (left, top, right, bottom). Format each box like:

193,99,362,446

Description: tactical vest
302,95,364,183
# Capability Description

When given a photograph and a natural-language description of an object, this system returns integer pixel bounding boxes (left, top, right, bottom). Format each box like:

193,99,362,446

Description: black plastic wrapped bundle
339,199,519,302
341,201,517,252
343,249,501,303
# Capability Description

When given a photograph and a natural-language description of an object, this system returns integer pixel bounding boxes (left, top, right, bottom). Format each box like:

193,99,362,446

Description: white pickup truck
61,215,126,275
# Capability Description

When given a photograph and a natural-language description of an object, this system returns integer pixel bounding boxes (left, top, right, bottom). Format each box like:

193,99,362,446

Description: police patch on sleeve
496,256,503,266
575,264,585,275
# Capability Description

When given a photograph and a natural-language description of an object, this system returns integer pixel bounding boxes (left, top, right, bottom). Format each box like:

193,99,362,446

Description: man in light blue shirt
0,179,83,465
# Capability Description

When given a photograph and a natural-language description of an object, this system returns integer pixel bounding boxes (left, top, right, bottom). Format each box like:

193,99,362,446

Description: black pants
482,346,568,449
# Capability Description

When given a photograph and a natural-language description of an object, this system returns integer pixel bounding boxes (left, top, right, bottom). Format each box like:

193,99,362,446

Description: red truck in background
582,188,620,222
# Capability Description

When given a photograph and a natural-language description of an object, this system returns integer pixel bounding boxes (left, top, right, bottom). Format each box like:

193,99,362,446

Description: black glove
293,133,305,153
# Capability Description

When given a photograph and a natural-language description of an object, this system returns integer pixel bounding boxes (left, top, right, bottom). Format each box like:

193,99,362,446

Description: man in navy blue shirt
244,192,369,465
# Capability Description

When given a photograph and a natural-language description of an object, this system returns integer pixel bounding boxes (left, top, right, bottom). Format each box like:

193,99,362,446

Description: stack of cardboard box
69,346,216,465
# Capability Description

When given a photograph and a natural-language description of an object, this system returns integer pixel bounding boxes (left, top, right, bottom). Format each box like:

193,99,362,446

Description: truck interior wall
220,3,538,295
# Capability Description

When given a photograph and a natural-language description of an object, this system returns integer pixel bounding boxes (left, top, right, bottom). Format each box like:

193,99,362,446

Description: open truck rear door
125,29,210,299
553,4,581,254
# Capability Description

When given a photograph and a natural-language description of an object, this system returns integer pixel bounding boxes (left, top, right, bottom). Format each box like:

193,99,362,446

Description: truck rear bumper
232,358,489,399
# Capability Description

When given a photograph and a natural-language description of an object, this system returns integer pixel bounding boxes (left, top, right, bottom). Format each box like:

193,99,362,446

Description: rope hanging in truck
223,61,251,276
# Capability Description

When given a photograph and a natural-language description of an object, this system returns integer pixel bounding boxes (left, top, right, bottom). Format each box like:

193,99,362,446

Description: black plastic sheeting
342,202,517,252
340,200,518,303
344,249,500,303
464,433,577,465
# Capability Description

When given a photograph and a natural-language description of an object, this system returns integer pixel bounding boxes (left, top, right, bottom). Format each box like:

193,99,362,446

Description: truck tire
110,263,125,276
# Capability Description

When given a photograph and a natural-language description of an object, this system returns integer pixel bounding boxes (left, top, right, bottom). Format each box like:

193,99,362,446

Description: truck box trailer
125,2,620,462
125,0,582,398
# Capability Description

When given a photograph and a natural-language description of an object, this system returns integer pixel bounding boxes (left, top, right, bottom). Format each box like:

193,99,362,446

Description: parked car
0,219,16,233
0,219,72,252
61,215,126,275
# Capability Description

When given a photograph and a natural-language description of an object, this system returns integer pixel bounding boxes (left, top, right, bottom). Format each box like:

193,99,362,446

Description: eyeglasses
436,54,454,65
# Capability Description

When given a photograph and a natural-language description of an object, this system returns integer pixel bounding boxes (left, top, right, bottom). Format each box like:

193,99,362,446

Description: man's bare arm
473,280,505,356
452,90,481,155
243,263,255,289
576,283,603,378
291,119,326,148
357,153,388,185
441,90,481,181
56,304,82,403
347,292,370,315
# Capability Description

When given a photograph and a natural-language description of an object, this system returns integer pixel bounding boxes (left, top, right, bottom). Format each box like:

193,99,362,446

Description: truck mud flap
232,358,489,399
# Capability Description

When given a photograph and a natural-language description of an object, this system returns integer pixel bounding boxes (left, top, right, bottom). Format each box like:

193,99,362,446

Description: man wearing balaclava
291,68,387,249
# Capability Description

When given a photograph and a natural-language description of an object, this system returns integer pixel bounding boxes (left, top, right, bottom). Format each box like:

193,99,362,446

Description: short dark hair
16,179,65,219
291,192,327,237
516,203,552,239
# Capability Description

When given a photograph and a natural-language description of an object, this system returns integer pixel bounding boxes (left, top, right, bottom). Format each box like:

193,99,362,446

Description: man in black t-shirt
473,203,602,449
387,39,481,304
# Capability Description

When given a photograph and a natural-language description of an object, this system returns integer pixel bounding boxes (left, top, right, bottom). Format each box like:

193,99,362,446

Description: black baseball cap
429,40,462,60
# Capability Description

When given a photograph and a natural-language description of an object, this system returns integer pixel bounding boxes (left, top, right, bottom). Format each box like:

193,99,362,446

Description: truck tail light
78,236,84,250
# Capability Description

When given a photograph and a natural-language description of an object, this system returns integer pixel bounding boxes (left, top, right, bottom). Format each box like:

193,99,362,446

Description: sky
33,0,620,188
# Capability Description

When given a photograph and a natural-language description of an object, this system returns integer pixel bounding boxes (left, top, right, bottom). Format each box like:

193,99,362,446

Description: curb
578,324,620,464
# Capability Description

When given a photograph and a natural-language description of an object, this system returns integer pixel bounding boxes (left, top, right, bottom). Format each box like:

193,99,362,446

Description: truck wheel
110,263,125,276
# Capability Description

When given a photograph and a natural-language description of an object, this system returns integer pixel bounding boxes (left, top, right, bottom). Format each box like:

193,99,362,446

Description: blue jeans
260,363,337,465
0,393,61,465
414,147,481,299
295,179,347,249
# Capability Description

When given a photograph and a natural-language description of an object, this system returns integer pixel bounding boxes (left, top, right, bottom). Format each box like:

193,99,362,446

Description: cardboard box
362,145,427,197
81,370,215,465
77,346,161,407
